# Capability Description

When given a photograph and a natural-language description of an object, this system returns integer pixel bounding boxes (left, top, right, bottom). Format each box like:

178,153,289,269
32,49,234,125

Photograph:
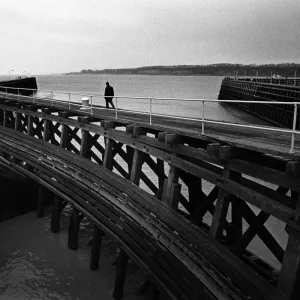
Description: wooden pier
218,77,300,129
1,91,300,299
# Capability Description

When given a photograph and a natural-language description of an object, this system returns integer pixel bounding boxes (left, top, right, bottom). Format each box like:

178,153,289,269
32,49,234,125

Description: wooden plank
0,127,282,300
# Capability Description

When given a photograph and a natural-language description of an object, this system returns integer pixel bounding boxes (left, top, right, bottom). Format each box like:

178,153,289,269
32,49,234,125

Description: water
36,74,266,124
0,75,287,299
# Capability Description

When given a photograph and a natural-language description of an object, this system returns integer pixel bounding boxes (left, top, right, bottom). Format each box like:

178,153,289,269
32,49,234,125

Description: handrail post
5,87,7,99
290,103,298,153
51,91,54,106
18,88,20,102
90,95,93,114
150,98,152,125
115,97,118,119
68,93,71,109
202,100,205,134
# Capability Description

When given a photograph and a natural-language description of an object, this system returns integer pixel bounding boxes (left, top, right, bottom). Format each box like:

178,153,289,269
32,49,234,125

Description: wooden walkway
1,94,300,300
35,97,300,159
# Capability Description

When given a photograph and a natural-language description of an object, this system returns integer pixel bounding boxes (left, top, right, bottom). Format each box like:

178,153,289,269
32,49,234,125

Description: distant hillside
68,63,300,77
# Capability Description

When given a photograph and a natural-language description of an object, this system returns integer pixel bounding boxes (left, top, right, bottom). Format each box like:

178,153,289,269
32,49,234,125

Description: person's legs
105,100,109,108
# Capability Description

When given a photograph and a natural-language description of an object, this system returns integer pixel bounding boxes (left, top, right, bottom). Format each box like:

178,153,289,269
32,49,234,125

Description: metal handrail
0,86,299,153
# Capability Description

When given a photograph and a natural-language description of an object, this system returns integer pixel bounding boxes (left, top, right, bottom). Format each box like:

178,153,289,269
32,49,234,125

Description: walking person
104,82,115,109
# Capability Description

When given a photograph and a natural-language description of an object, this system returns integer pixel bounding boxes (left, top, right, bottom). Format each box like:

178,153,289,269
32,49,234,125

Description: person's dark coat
105,84,114,101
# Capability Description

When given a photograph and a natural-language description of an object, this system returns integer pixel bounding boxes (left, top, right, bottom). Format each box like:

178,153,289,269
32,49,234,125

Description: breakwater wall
218,78,300,128
0,77,37,95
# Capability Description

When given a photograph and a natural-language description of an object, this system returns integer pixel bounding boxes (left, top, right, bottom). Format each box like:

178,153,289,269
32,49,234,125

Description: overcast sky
1,0,299,75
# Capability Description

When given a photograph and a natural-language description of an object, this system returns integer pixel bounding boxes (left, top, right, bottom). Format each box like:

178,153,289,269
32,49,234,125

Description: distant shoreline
66,63,300,78
65,73,224,77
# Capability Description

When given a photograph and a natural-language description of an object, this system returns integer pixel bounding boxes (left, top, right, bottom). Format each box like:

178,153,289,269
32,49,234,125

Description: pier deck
1,92,300,300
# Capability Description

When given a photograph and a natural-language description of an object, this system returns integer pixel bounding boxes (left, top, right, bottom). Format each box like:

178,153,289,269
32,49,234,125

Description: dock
1,80,300,299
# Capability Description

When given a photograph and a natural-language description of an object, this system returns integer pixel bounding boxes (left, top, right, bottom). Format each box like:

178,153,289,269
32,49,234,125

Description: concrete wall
0,77,37,95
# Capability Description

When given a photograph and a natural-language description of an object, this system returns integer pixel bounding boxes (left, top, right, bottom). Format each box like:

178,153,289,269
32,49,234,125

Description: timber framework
1,91,300,300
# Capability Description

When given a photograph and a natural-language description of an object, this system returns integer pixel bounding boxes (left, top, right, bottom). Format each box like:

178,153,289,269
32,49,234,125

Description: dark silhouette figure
104,82,115,109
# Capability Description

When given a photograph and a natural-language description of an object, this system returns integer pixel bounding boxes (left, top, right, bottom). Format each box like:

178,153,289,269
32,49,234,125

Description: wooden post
228,196,243,244
210,168,231,241
278,192,300,299
43,119,51,142
80,129,90,158
60,124,69,149
27,116,34,136
90,225,104,270
14,112,21,131
102,121,115,170
186,173,202,212
125,125,134,176
103,137,115,170
129,127,146,185
113,249,129,300
3,110,8,127
162,165,181,209
157,158,165,189
130,149,145,185
50,196,65,233
68,208,83,250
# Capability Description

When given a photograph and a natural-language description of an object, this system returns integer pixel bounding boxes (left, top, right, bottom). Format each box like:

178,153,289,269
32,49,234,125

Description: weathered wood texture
1,97,300,299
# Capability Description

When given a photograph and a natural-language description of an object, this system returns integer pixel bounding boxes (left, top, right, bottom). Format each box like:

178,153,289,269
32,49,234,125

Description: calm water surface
0,75,287,299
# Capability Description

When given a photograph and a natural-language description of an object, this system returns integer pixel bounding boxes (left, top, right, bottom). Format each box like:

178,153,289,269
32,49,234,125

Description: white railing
0,86,299,153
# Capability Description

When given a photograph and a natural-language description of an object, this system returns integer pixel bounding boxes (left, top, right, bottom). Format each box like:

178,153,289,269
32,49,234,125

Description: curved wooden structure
1,94,300,300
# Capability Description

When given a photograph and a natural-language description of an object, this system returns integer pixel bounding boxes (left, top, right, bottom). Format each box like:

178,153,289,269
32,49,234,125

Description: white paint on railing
150,98,152,125
115,97,118,119
290,104,298,153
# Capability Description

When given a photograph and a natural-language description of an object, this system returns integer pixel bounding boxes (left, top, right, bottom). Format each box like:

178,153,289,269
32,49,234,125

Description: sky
1,0,300,75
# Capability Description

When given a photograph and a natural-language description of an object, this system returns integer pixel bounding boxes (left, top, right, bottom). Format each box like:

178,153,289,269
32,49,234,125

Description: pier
218,77,300,129
1,82,300,299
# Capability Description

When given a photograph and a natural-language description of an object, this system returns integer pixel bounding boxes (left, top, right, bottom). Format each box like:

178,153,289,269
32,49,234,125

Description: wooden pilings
68,208,83,250
90,226,104,270
113,249,129,300
50,196,66,233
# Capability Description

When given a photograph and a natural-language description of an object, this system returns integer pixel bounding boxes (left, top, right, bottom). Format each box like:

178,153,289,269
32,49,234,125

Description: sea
0,75,287,299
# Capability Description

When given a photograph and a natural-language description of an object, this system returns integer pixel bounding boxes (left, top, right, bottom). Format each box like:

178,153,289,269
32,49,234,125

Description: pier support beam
113,249,129,300
161,134,182,209
3,110,8,127
90,225,105,270
60,124,69,149
68,208,83,250
50,196,66,233
80,129,90,158
210,168,231,241
14,112,22,131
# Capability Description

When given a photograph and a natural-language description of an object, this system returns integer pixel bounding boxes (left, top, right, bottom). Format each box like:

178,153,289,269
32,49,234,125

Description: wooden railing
0,95,300,299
